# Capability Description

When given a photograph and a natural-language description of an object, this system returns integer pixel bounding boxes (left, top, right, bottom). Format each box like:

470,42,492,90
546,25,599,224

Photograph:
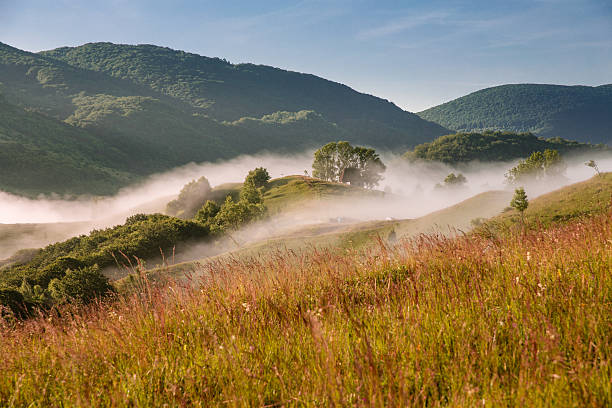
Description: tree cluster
166,176,213,219
405,131,603,164
312,141,386,188
505,149,566,184
194,169,269,233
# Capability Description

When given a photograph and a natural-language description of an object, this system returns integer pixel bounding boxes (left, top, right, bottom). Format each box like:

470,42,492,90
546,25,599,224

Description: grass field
1,200,610,406
493,173,612,226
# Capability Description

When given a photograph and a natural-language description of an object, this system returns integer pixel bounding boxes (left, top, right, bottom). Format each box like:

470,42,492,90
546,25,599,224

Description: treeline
404,131,605,164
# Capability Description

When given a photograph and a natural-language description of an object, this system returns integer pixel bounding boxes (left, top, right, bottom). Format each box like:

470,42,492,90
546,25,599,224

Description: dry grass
0,212,611,407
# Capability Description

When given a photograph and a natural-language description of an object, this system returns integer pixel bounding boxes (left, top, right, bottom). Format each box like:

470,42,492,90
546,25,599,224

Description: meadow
1,207,610,406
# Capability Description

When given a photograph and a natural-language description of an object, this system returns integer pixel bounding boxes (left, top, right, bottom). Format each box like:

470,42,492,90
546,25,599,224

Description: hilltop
0,41,447,195
418,84,612,144
405,130,605,164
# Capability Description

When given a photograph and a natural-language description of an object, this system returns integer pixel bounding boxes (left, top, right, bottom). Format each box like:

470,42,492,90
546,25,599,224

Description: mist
1,149,611,261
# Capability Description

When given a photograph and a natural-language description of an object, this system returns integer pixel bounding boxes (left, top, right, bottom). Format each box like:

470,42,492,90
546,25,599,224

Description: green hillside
0,41,447,195
148,188,512,282
492,173,612,226
41,42,447,147
405,130,604,164
418,84,612,144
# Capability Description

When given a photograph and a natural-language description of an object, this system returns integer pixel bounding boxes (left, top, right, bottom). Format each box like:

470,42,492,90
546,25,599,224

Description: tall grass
1,213,610,407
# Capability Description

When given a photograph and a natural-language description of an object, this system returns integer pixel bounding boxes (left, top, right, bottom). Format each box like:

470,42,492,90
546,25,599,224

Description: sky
1,0,611,111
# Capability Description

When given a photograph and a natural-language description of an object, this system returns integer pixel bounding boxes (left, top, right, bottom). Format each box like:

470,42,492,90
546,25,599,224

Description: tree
510,187,529,224
505,149,566,184
312,141,386,188
443,172,467,187
585,160,601,176
166,176,212,219
194,200,220,225
245,167,271,189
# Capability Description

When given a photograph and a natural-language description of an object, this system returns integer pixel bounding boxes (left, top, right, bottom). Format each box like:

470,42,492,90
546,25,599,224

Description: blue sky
1,0,610,111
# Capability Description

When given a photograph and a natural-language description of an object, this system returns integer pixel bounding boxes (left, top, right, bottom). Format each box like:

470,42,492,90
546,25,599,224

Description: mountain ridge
417,83,612,144
0,41,448,196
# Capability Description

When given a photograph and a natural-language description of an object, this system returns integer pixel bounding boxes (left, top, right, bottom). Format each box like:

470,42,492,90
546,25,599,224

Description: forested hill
40,42,448,146
417,84,612,144
0,41,447,196
405,131,606,164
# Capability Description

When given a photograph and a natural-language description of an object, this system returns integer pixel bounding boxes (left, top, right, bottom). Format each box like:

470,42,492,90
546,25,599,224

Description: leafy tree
194,200,221,225
166,176,212,219
245,167,271,189
312,141,386,188
505,149,566,184
510,187,529,223
585,160,601,176
444,173,467,187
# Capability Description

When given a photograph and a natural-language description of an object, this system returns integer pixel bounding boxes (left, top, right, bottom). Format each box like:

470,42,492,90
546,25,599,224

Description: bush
0,288,29,317
48,265,114,304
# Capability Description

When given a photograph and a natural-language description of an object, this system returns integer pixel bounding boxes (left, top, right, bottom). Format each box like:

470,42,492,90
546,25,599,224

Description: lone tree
245,167,271,188
585,160,601,176
510,187,529,224
312,141,386,188
506,149,565,184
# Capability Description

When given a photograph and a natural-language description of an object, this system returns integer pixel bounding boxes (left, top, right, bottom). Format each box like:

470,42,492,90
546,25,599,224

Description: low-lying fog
1,149,610,260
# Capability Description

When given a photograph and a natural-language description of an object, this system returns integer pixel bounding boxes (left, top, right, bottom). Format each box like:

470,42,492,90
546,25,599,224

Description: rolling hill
491,172,612,226
0,41,448,196
41,42,447,146
418,84,612,144
404,130,605,164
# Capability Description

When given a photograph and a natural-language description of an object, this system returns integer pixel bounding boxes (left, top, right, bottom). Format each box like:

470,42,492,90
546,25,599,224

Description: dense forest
0,41,447,196
418,84,612,144
405,131,606,164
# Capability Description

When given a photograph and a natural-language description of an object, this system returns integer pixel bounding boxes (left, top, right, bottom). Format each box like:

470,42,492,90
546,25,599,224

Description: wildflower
526,251,531,261
242,302,251,312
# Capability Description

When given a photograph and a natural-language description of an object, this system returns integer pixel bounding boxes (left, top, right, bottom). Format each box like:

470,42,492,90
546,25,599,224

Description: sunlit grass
1,212,610,406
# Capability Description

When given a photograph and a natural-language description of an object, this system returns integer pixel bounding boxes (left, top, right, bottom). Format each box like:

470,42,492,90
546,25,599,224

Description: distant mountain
41,42,447,146
418,84,612,144
404,131,606,164
0,41,447,196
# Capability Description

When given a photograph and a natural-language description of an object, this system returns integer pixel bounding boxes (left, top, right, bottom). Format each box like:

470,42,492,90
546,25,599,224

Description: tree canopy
166,177,213,219
505,149,566,184
312,141,386,189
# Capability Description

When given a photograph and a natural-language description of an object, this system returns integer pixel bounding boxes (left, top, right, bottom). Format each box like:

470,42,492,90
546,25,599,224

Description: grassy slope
1,206,609,406
417,84,612,144
145,189,511,282
493,173,612,226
